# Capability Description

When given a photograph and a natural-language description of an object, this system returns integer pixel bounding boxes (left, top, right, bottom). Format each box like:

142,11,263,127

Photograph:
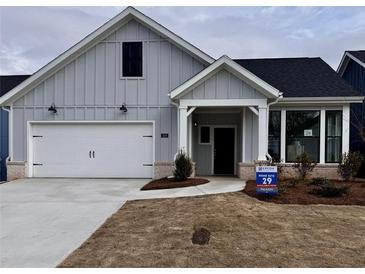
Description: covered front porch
180,104,268,177
169,56,281,177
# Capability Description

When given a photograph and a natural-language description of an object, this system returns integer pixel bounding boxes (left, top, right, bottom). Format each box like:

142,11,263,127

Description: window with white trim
286,111,320,162
199,126,211,144
325,110,342,163
122,42,143,77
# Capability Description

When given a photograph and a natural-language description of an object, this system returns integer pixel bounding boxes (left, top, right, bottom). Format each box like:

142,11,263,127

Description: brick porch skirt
237,162,339,181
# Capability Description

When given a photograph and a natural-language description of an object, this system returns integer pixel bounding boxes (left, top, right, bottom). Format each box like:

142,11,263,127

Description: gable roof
169,55,281,100
0,6,214,106
235,57,362,98
0,75,30,97
337,50,365,76
348,50,365,63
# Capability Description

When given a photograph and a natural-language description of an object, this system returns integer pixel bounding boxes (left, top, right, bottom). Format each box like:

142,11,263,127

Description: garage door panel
31,123,154,178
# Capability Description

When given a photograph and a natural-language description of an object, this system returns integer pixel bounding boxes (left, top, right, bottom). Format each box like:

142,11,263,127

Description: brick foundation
7,161,27,181
237,162,339,181
154,162,196,179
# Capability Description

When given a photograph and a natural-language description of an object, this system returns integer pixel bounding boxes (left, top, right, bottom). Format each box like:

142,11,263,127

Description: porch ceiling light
48,103,57,114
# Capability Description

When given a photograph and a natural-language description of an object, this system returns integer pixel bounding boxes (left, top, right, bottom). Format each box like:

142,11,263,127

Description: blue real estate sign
256,166,278,195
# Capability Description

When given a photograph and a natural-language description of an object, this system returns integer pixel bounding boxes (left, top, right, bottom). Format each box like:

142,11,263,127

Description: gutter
266,92,283,162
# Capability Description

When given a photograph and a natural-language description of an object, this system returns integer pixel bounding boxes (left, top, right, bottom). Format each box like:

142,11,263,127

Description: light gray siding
181,69,266,100
12,19,206,162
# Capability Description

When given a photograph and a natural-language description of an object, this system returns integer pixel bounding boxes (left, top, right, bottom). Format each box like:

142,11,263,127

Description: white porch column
188,115,192,156
342,104,350,154
241,107,246,162
258,106,268,161
179,106,188,152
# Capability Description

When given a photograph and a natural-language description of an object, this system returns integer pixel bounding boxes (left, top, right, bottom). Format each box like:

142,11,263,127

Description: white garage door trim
27,120,155,178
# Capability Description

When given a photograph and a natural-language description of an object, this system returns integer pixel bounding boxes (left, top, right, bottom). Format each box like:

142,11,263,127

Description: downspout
1,106,12,163
266,92,283,162
170,98,180,159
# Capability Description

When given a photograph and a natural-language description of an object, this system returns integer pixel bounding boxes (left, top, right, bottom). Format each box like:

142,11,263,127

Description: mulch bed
141,177,209,190
243,179,365,206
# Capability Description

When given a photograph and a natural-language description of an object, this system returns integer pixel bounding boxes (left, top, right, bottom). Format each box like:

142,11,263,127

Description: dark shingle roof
234,57,361,97
348,50,365,63
0,75,30,97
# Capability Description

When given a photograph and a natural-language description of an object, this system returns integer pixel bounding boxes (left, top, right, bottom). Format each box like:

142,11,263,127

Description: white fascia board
179,99,267,108
276,96,365,105
337,52,349,75
170,55,280,100
337,52,365,76
0,6,214,106
347,52,365,69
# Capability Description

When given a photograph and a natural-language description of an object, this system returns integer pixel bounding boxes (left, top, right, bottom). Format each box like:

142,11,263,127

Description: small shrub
337,151,364,181
309,183,349,197
278,182,288,194
173,149,193,182
309,177,329,186
287,179,301,187
293,152,317,180
268,158,284,180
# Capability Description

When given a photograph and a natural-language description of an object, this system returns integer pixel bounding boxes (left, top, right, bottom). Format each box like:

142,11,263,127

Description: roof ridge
234,57,320,61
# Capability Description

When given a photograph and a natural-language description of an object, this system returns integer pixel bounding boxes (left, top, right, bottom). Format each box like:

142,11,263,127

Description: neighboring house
0,7,363,181
0,75,30,181
337,50,365,177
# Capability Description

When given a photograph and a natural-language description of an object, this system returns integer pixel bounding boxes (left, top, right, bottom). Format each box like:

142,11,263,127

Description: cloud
0,6,365,74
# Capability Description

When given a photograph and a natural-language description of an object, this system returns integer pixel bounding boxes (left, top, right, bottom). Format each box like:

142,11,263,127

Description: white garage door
30,122,154,178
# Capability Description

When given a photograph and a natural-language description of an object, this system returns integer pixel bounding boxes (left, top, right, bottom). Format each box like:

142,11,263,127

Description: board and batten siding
12,19,206,162
181,69,266,100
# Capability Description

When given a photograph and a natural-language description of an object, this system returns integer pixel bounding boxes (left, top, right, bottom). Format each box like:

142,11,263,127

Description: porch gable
169,55,280,100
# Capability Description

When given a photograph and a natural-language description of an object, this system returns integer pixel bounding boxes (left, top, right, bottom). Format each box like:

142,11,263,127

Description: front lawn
59,192,365,267
243,179,365,205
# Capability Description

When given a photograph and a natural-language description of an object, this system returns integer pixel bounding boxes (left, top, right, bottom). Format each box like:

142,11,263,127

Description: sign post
256,166,278,195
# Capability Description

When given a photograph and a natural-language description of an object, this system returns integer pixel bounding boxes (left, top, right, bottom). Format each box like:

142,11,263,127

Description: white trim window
199,126,211,145
325,110,342,163
121,41,143,78
285,110,321,163
273,107,346,164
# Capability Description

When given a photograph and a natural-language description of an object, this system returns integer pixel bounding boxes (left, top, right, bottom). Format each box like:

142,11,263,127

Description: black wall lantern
120,103,128,113
194,121,199,127
48,103,57,114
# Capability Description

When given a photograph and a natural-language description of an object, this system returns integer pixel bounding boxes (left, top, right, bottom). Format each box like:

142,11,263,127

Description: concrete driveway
0,177,244,267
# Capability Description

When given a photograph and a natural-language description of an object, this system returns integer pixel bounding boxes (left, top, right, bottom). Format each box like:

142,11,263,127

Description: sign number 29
262,177,272,184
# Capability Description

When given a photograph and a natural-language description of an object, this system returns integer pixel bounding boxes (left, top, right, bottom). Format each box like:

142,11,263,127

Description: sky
0,6,365,75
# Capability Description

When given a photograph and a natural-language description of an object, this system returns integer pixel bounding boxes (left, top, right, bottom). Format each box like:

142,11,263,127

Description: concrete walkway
0,177,244,267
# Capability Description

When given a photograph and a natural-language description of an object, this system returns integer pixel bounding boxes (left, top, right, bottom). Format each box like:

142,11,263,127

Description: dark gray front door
213,128,235,175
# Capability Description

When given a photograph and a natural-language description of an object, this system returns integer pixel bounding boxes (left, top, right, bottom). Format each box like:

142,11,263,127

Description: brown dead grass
141,177,209,190
59,192,365,267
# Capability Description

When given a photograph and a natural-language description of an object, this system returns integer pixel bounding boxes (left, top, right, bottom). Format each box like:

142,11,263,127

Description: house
337,50,365,177
0,75,30,181
0,7,363,181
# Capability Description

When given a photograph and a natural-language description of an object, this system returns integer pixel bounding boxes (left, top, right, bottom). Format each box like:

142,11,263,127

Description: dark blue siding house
0,75,30,181
338,50,365,177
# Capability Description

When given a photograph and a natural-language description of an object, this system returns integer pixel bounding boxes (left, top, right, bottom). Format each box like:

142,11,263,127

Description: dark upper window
122,42,142,77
